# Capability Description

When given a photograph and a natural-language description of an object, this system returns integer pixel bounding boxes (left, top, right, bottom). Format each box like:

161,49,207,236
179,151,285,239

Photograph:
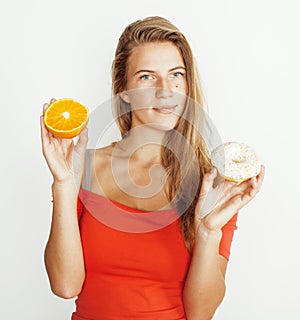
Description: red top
71,188,238,320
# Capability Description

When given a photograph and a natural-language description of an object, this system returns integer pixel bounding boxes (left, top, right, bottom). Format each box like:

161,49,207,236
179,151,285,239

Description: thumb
195,167,221,220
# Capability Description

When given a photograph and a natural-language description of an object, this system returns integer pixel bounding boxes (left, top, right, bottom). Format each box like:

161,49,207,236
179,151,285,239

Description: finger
238,177,258,195
248,177,258,197
212,171,225,188
223,173,261,208
246,165,265,198
199,167,218,197
196,167,222,219
202,166,266,229
43,103,49,114
240,187,257,206
216,194,245,224
207,177,255,216
213,177,250,202
202,185,255,231
65,140,75,169
256,164,265,192
237,176,262,207
40,111,56,143
40,115,50,150
75,127,89,154
43,98,56,114
220,188,253,221
61,137,72,148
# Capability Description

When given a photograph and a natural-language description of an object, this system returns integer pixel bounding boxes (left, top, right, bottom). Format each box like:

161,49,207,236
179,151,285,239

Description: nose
155,78,173,99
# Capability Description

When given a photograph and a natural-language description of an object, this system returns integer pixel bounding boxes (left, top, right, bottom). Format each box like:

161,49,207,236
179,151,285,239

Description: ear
120,91,131,104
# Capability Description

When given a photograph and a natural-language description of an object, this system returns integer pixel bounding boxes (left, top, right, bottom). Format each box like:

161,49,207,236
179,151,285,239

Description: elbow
186,311,215,320
185,300,224,320
187,316,214,320
46,270,85,299
46,273,84,299
44,255,85,299
50,283,82,299
184,290,226,320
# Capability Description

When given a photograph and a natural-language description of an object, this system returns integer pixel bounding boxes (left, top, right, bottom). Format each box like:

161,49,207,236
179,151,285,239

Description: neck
116,125,167,166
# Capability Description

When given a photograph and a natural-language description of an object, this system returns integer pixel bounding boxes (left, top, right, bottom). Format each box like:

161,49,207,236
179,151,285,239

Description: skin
40,100,87,298
122,42,187,130
41,41,265,318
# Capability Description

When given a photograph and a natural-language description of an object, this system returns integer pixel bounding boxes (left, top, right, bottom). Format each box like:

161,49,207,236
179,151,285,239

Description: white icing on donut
211,142,261,182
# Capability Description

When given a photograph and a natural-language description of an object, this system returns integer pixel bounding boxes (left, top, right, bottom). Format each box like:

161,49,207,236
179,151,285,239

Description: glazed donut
211,142,261,183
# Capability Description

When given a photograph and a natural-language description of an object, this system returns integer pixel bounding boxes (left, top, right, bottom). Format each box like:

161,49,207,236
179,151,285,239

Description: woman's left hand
194,165,265,236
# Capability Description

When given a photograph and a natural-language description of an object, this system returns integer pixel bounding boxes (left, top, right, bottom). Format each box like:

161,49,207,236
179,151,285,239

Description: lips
152,105,177,114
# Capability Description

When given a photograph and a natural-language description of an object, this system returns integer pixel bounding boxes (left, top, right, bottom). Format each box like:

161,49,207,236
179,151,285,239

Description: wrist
52,179,79,195
195,222,222,244
53,173,76,185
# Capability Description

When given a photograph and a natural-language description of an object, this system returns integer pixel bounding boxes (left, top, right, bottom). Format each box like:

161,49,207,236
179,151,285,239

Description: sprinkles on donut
211,142,261,183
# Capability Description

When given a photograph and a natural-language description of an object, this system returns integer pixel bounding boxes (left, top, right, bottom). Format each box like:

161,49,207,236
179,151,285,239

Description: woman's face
121,41,188,131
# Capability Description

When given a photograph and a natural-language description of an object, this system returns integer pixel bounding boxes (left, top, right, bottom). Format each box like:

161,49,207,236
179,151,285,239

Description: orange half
44,98,89,138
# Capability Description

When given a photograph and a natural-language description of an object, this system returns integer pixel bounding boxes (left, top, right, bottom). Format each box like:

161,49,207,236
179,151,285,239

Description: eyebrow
134,66,186,76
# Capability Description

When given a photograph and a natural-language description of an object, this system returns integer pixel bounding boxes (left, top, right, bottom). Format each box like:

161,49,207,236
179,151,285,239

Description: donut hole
232,155,247,164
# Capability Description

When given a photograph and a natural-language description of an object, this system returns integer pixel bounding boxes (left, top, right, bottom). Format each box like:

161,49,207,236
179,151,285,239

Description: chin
149,121,178,132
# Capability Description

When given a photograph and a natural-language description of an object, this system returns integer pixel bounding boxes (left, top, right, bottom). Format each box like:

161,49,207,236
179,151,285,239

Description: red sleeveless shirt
71,188,238,320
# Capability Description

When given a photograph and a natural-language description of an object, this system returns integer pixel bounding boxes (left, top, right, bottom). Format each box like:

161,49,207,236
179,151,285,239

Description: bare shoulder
93,141,124,174
80,142,117,189
94,142,116,164
90,142,121,195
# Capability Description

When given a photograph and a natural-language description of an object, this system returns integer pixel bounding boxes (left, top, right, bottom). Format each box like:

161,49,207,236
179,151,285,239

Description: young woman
40,16,264,320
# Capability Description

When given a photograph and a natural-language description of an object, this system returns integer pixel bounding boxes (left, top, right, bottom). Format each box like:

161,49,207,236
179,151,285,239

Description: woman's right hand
40,98,88,189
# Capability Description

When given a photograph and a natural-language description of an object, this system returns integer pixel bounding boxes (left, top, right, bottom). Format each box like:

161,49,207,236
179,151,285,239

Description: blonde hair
111,16,212,251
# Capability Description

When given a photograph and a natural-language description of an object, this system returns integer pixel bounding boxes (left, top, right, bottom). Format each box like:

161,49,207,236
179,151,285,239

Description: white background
1,0,299,319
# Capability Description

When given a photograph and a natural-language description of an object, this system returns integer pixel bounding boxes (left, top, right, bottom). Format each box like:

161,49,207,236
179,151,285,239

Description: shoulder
93,141,124,171
80,142,118,189
93,142,116,163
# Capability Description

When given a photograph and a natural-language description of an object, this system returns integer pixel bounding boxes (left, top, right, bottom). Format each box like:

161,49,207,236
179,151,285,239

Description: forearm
183,227,225,320
44,180,85,298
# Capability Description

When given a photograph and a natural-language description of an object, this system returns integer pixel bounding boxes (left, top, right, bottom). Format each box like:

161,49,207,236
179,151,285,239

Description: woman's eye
172,71,184,78
140,74,153,80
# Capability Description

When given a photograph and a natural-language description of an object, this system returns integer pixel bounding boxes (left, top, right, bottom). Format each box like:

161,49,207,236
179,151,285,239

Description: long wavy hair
111,16,212,252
